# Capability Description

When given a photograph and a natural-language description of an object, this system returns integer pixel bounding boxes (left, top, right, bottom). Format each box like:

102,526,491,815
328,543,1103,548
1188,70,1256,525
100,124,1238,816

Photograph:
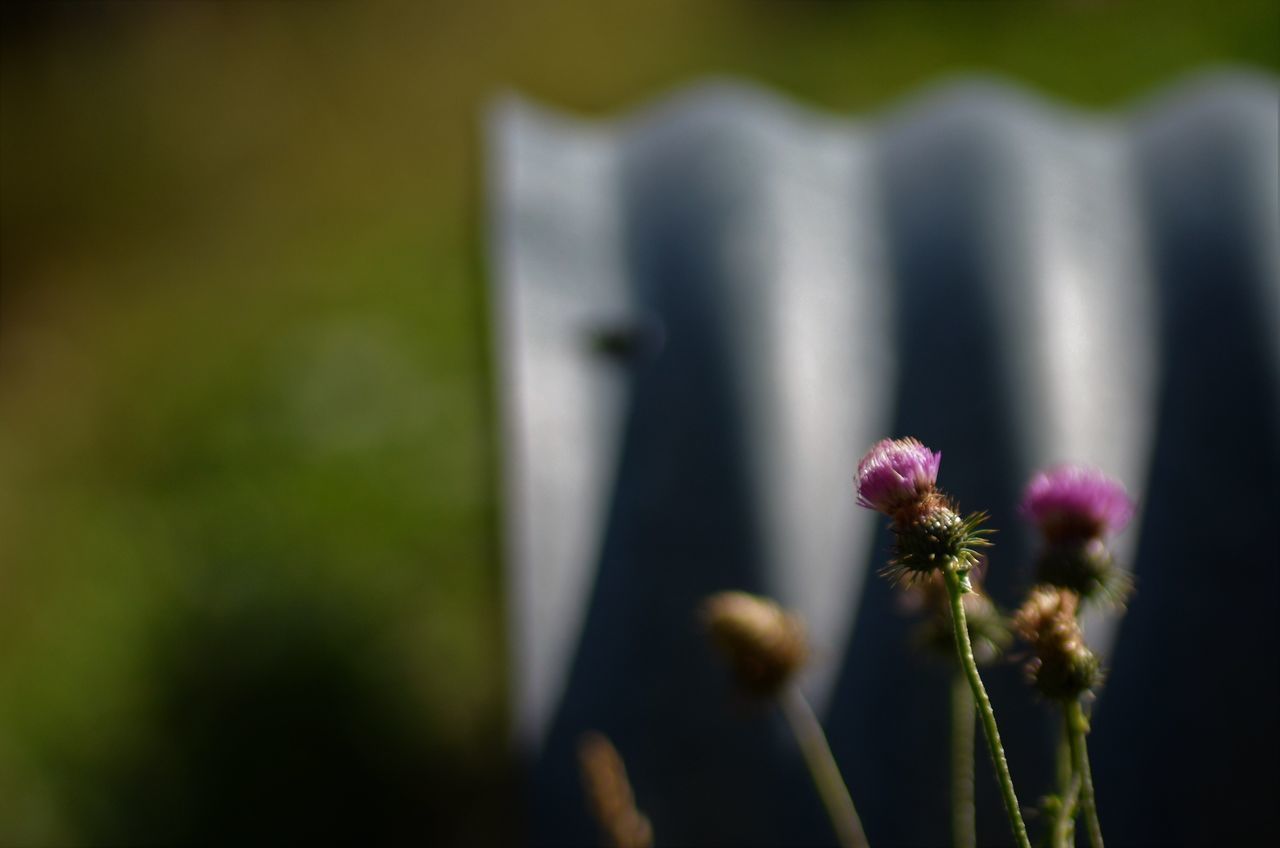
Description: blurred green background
1,1,1276,844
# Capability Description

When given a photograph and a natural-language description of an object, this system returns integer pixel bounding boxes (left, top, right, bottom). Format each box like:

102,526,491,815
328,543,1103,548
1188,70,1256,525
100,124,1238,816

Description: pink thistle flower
1021,465,1135,543
856,437,943,515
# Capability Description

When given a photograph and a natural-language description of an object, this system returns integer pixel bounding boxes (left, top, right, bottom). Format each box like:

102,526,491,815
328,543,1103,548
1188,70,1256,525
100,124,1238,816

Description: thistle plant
1013,587,1104,848
1019,466,1135,848
703,591,869,848
653,452,1137,846
856,437,1031,848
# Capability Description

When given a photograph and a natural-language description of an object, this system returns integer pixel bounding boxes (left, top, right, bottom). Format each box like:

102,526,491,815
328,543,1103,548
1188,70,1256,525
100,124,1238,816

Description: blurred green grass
1,0,1276,843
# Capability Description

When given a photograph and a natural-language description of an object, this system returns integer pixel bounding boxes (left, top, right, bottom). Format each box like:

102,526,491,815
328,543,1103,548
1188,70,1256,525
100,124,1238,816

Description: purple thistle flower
1021,465,1135,542
856,437,942,515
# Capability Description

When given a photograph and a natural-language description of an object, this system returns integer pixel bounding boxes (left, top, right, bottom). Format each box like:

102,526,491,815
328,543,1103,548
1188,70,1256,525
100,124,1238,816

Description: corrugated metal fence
489,70,1279,846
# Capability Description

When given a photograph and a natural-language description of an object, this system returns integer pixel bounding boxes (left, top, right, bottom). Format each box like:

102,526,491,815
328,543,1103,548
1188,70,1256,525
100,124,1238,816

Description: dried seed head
1013,586,1100,700
703,591,807,697
1013,587,1082,656
578,732,653,848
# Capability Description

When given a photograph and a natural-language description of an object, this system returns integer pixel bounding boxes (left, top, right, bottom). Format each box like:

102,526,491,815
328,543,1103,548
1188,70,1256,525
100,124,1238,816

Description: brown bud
578,732,653,848
1013,587,1079,647
1013,586,1099,700
702,591,807,697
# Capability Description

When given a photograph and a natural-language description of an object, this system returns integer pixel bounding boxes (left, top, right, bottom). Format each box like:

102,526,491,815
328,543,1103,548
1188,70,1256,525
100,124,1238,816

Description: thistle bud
1013,587,1100,700
578,732,654,848
702,591,807,697
1021,465,1135,601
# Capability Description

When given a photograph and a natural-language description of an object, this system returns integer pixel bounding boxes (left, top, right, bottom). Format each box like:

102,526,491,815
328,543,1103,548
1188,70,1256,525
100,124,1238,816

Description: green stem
781,686,869,848
1052,758,1082,848
1065,699,1104,848
1052,778,1083,848
950,671,976,848
1056,720,1073,795
944,567,1031,848
1053,718,1079,848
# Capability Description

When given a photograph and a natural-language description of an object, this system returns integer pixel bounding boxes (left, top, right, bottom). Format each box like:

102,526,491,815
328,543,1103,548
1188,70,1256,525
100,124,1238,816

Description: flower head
1021,465,1134,543
856,437,942,515
856,437,990,585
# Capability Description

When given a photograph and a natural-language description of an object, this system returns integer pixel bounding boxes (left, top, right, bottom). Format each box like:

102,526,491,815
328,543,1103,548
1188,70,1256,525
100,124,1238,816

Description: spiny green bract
881,507,993,588
1036,539,1133,605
